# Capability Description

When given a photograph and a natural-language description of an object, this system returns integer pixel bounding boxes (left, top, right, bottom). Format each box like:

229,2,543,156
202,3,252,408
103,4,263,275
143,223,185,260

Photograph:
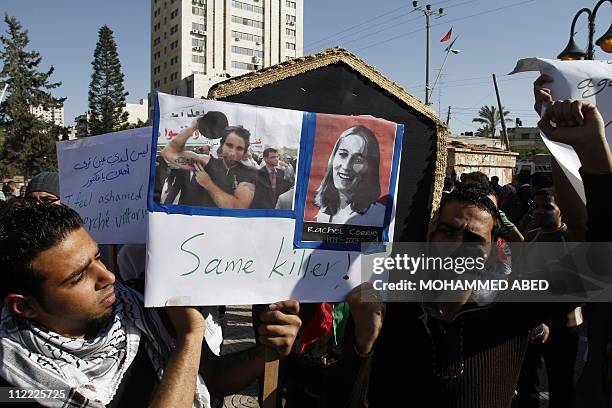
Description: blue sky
2,0,610,133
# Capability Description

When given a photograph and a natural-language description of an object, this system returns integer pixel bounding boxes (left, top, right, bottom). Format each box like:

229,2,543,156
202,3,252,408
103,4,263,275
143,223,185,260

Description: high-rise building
30,105,64,127
150,0,303,101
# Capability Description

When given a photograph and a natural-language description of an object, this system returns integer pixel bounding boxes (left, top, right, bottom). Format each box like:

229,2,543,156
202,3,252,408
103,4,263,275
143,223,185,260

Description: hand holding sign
257,300,302,358
347,283,385,355
538,99,612,174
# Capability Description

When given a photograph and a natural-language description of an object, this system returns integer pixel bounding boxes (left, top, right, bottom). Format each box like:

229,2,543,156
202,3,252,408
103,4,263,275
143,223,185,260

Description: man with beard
159,115,256,209
0,203,302,407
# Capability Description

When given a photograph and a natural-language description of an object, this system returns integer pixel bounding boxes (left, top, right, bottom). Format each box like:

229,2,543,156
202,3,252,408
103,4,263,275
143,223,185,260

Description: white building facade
150,0,303,100
124,98,149,124
30,105,64,127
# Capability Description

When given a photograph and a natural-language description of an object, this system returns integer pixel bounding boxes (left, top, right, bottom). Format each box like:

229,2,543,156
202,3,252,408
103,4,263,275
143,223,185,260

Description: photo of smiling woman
314,125,385,226
301,114,400,245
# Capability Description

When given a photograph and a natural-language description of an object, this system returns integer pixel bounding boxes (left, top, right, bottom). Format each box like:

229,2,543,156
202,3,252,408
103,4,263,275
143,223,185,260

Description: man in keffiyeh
0,203,302,407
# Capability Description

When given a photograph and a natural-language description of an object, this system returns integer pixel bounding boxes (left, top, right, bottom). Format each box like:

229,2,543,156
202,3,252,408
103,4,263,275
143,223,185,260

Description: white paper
144,212,363,306
510,58,612,202
56,128,151,244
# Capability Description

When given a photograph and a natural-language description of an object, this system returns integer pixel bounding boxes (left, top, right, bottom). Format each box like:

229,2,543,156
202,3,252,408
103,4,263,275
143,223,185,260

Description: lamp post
413,1,444,105
558,0,612,60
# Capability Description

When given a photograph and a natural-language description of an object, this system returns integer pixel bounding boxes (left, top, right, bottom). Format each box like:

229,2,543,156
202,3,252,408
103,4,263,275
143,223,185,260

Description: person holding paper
159,116,256,209
348,97,611,407
0,203,302,408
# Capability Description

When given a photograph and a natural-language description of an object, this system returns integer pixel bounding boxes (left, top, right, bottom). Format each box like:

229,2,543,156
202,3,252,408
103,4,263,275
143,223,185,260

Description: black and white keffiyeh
0,283,210,408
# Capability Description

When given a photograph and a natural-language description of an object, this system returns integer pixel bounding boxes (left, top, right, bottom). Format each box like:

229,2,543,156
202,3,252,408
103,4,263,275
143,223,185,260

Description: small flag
440,27,452,42
444,37,458,52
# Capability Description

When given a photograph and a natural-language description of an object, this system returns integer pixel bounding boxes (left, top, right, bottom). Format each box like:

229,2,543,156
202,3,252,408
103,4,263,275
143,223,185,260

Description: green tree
87,25,128,136
124,118,152,129
472,105,511,138
0,14,64,178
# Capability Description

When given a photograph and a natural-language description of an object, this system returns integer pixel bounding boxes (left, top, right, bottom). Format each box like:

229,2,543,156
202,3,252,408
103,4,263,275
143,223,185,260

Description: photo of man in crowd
156,112,257,209
154,106,300,211
251,148,292,209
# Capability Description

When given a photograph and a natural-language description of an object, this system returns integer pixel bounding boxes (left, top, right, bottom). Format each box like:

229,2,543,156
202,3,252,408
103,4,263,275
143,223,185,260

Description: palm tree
472,105,511,138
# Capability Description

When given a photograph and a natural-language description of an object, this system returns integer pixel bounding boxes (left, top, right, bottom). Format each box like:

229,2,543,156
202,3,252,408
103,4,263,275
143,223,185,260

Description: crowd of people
0,77,611,408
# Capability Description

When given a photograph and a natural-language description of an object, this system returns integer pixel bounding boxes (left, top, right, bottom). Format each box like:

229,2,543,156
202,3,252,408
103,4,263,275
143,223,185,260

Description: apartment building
150,0,303,101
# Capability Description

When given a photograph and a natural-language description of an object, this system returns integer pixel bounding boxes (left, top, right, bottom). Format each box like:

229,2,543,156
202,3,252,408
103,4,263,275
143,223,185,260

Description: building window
170,9,178,18
232,46,263,58
153,37,161,46
192,6,206,16
154,80,161,88
232,0,263,14
170,24,179,35
285,28,295,37
286,0,296,8
192,22,206,31
170,56,178,66
153,66,161,74
285,42,295,50
232,15,264,29
232,31,263,43
286,14,296,24
192,54,206,64
232,61,257,70
192,38,205,48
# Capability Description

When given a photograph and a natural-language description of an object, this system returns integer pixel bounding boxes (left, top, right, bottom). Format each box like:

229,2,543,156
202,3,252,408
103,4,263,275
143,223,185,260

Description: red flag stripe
440,27,452,42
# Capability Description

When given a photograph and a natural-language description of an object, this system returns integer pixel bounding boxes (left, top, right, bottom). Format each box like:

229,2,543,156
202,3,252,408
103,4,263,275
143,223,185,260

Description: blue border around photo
292,121,405,252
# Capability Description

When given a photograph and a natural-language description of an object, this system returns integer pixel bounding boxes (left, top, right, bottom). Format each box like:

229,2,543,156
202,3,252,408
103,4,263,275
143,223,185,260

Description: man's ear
4,294,40,319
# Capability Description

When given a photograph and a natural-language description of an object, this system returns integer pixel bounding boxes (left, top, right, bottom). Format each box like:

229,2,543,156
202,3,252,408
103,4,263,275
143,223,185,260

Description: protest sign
57,127,151,244
145,93,402,306
510,58,612,202
145,212,363,306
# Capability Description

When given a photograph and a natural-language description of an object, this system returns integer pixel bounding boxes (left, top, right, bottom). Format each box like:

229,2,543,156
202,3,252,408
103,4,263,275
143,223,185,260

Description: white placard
144,212,363,306
510,58,612,202
56,128,151,244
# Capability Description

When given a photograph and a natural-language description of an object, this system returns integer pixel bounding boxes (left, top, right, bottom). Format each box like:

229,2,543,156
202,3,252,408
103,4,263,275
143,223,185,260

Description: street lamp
558,0,612,60
413,1,444,105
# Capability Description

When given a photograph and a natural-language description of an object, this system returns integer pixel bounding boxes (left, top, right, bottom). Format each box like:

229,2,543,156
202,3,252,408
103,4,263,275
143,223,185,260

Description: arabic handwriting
81,164,131,188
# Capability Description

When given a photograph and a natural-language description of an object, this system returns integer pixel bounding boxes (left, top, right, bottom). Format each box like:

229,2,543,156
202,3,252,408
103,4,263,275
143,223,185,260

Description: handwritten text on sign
57,128,152,244
145,213,362,306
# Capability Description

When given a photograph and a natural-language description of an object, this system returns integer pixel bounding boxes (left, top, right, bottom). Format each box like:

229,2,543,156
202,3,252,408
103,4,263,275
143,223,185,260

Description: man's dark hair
0,203,84,301
531,172,553,190
533,187,557,200
518,169,531,184
490,176,499,184
462,171,490,188
220,126,250,151
439,186,500,225
263,148,278,158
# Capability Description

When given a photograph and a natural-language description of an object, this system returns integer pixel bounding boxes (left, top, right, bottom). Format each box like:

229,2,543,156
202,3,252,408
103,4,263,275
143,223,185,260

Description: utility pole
413,2,444,105
446,106,451,126
492,73,510,150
